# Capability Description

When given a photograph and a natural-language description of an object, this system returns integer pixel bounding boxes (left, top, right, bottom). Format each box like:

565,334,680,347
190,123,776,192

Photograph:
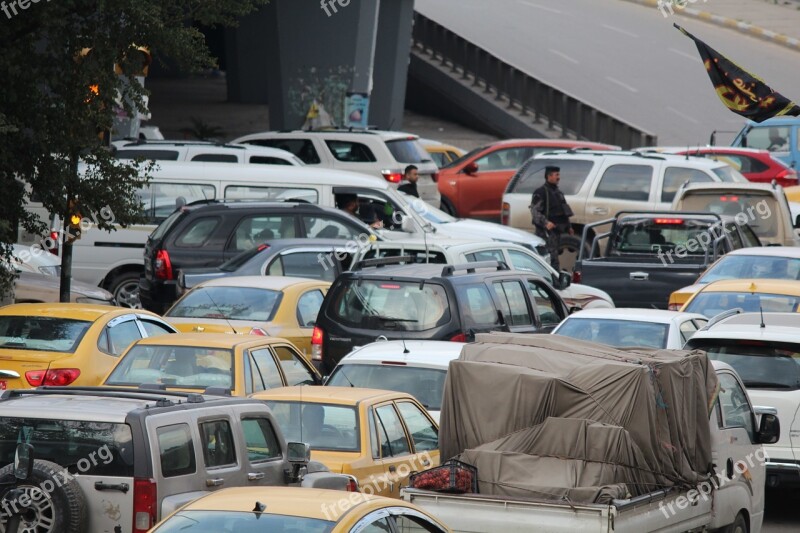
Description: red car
672,147,798,188
437,139,619,219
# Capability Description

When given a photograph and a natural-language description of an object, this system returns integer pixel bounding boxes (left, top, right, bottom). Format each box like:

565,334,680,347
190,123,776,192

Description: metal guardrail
411,13,657,149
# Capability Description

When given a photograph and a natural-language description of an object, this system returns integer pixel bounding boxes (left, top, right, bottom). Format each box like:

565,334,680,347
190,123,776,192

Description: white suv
112,140,304,166
685,311,800,490
232,129,441,207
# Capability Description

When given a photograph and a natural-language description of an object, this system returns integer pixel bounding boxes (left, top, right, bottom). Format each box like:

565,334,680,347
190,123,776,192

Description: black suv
140,201,377,313
312,258,571,374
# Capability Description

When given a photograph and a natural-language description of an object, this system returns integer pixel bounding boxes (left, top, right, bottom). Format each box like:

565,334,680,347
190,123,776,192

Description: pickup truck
403,359,779,533
572,212,758,308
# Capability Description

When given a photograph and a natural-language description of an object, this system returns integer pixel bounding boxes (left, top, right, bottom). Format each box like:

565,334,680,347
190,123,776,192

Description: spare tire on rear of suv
0,459,88,533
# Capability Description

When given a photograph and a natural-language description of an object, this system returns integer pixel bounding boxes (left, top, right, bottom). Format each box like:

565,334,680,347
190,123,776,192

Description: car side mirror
568,306,582,315
553,271,572,290
464,162,478,175
287,442,311,464
757,413,780,444
401,215,416,233
14,443,34,481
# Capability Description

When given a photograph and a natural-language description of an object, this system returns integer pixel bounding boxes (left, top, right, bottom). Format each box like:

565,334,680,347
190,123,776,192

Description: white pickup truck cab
403,360,778,533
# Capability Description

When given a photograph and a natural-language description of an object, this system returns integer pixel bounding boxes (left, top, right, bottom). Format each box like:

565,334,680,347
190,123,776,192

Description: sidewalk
622,0,800,51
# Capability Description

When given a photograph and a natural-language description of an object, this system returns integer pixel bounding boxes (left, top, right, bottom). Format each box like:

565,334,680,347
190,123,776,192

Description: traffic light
66,200,82,243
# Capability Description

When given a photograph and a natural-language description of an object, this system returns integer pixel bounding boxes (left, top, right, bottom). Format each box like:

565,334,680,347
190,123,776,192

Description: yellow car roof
177,486,415,521
0,303,139,321
699,279,800,296
251,386,413,405
132,332,293,349
197,276,330,291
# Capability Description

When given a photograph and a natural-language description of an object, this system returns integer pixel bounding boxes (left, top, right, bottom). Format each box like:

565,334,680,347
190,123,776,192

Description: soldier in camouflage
530,165,574,271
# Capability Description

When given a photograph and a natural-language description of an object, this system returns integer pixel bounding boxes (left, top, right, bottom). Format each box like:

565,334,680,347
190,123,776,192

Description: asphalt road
414,0,800,146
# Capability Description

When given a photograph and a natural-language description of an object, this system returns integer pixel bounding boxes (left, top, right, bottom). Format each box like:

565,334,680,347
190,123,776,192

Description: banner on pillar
345,92,370,129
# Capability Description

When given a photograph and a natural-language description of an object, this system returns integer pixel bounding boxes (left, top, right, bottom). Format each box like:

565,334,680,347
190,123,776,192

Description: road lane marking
602,24,639,38
548,49,579,64
605,76,639,93
668,47,702,63
517,1,567,15
667,106,700,125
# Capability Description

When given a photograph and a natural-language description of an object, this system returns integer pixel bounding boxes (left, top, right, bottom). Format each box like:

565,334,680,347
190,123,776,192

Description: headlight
38,265,60,277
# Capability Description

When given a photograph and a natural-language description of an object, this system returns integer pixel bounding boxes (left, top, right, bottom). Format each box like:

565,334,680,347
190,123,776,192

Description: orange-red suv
437,139,618,219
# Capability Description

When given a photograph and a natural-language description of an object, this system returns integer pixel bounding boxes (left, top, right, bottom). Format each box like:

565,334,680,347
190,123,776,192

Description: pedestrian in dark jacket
397,165,419,198
530,166,574,270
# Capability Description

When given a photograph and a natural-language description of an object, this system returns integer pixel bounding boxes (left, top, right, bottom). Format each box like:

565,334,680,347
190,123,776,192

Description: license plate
0,381,6,390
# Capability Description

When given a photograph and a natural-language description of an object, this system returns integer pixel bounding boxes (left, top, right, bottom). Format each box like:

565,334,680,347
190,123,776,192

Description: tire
0,459,88,533
108,271,142,309
558,234,591,273
721,512,748,533
439,196,457,217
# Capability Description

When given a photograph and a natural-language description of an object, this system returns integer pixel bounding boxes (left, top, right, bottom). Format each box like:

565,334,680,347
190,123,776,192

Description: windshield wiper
375,316,418,323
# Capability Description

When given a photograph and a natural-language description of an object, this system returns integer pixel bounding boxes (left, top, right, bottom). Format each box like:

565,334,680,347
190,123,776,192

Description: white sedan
552,308,709,349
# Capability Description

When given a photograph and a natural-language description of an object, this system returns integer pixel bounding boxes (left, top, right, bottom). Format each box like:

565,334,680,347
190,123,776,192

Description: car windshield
152,511,333,533
105,344,234,390
684,291,800,318
330,280,451,331
441,144,488,169
699,255,800,284
166,287,282,321
687,339,800,390
401,194,456,223
265,401,359,452
555,318,670,349
0,316,92,353
327,364,448,410
385,139,431,164
0,418,134,476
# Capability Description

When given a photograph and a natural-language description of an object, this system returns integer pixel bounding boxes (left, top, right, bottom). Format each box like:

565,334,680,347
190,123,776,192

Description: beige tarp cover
439,333,719,503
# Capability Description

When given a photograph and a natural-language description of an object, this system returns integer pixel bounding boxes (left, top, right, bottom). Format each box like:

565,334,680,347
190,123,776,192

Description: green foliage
0,0,268,299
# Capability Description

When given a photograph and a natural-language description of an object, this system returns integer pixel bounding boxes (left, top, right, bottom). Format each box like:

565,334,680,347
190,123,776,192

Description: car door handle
421,458,431,467
388,465,397,473
591,207,609,214
206,478,225,487
94,482,129,493
630,272,649,281
247,472,265,481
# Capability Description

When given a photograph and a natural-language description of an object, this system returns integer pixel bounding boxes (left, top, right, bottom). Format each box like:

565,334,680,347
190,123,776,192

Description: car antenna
201,288,240,335
760,306,765,329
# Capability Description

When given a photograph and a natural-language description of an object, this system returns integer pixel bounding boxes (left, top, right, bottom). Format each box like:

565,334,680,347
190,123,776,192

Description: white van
21,162,546,307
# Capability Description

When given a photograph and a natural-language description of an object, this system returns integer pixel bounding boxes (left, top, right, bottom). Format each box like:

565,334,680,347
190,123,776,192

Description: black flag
675,24,800,122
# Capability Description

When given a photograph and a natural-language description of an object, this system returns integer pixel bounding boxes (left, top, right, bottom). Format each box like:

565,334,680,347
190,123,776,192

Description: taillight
381,170,403,184
572,271,582,283
25,369,81,387
47,231,60,255
776,169,798,182
501,202,510,225
431,172,439,183
311,326,324,361
133,478,157,532
449,333,466,342
249,327,268,336
154,249,173,280
345,475,359,492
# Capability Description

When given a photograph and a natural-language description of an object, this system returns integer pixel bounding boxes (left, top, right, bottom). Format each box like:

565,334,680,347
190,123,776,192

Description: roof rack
0,386,206,405
441,261,510,276
351,255,415,271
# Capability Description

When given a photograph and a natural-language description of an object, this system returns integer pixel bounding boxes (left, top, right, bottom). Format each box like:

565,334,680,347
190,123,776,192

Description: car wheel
0,459,88,533
109,272,142,309
558,234,590,273
439,196,457,217
721,512,748,533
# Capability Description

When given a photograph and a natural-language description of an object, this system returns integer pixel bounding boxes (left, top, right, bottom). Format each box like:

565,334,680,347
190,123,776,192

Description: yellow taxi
0,303,176,390
418,138,465,167
680,279,800,318
102,332,321,395
252,387,440,499
785,184,800,203
149,486,451,532
164,276,330,359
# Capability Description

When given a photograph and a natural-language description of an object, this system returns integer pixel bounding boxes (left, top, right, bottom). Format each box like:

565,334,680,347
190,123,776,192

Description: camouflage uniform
530,182,574,270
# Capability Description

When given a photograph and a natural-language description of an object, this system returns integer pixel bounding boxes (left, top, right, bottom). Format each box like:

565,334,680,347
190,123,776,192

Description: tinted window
248,155,294,165
330,280,451,331
456,284,500,328
175,217,219,247
241,418,282,463
115,149,180,160
690,339,800,392
362,248,447,264
167,287,282,322
224,185,318,203
150,210,185,241
273,345,317,386
680,194,781,239
191,153,238,163
385,139,429,164
699,255,800,283
717,372,756,442
529,281,562,326
684,291,800,318
200,419,237,468
556,317,669,348
0,316,91,354
327,365,448,410
740,225,761,247
512,159,594,195
661,167,713,203
251,348,282,390
297,290,325,327
325,140,377,162
266,401,359,452
106,320,143,355
139,183,215,224
246,139,321,164
595,164,653,201
158,424,196,478
269,253,336,281
396,401,438,452
475,147,529,171
228,215,297,252
493,280,532,326
104,345,234,390
429,152,447,167
615,218,717,256
679,319,698,345
375,404,410,457
393,515,446,533
726,223,744,249
302,216,363,240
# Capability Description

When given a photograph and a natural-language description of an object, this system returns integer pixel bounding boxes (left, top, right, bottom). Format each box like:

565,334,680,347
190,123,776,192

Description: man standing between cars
398,165,419,198
531,166,574,270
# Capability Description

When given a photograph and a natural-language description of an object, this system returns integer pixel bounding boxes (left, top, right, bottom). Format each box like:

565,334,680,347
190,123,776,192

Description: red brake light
345,476,360,492
719,196,739,202
776,169,798,181
133,478,157,532
572,271,582,284
431,171,439,183
449,333,467,342
381,171,403,184
25,369,81,387
48,231,60,255
154,249,173,280
654,218,684,225
501,202,510,226
249,327,268,336
381,361,407,366
380,284,401,289
256,243,270,251
311,326,324,361
737,339,767,347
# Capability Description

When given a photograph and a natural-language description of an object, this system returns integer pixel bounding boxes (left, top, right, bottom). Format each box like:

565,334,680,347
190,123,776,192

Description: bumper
765,461,800,488
138,276,177,313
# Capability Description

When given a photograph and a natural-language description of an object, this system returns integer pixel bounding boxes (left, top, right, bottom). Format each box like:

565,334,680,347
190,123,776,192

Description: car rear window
265,401,359,452
684,291,800,318
153,511,334,533
556,318,670,349
329,280,451,331
149,210,185,241
614,217,718,255
686,339,800,390
711,166,749,182
326,364,448,410
105,344,234,390
0,418,134,476
510,159,594,195
385,139,430,164
678,192,780,238
167,287,282,321
0,316,92,353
